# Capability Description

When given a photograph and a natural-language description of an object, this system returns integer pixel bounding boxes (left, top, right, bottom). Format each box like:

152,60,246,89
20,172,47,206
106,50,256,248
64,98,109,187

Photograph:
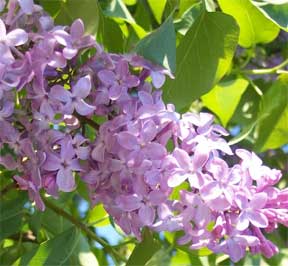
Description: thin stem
112,239,137,248
241,58,288,75
43,198,127,263
87,215,109,226
243,74,263,97
74,113,99,130
0,182,17,198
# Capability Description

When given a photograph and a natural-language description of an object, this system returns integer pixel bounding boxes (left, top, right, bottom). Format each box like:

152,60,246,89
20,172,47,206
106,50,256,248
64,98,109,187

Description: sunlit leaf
202,78,249,126
204,0,216,11
170,249,191,266
87,204,110,227
253,1,288,31
147,0,167,24
218,0,279,47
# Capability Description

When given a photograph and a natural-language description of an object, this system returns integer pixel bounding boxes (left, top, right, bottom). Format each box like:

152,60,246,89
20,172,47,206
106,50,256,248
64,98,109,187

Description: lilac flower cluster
0,0,287,262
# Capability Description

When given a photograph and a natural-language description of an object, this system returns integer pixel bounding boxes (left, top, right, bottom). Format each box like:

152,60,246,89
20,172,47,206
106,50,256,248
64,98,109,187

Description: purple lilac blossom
0,1,287,263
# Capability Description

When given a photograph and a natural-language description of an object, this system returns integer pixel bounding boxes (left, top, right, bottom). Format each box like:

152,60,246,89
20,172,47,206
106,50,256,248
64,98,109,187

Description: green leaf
177,245,213,257
176,0,201,18
29,211,43,239
218,0,279,47
77,176,90,201
52,0,100,35
170,249,191,266
17,227,81,266
169,181,189,200
204,0,216,12
124,0,138,5
103,0,135,23
202,78,249,126
163,11,239,109
174,2,202,35
0,245,23,266
97,13,125,52
0,243,38,266
229,81,263,128
38,0,61,18
0,193,27,240
70,234,99,266
87,204,110,227
126,228,161,266
92,248,109,266
228,119,259,146
255,74,288,151
135,15,176,73
253,1,288,31
134,0,153,31
98,0,147,51
145,248,171,266
101,0,147,40
147,0,167,24
263,247,288,266
41,207,72,236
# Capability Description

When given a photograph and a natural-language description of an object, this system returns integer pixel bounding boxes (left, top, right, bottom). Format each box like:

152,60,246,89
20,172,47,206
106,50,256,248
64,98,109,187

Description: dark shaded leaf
126,228,161,266
53,0,100,35
97,15,125,52
135,15,176,73
255,74,288,151
17,227,81,266
0,193,27,240
145,247,171,266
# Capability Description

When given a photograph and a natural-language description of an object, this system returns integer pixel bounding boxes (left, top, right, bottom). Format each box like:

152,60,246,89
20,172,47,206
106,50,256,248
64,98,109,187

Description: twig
43,198,127,263
74,113,100,130
9,231,38,243
240,58,288,75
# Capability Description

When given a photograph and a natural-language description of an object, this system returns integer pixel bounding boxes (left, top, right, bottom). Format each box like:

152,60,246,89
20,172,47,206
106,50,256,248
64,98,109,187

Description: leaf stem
43,198,127,263
241,58,288,75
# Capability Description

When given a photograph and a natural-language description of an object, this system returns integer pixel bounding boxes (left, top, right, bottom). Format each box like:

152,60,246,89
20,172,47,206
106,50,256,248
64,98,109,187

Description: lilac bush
0,0,287,263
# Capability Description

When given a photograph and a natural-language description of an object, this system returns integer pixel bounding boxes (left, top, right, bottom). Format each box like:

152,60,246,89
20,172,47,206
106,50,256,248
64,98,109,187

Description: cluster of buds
0,0,287,262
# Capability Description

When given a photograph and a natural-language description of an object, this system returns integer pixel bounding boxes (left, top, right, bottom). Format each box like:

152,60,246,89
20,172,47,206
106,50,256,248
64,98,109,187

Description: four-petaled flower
236,192,269,231
43,138,83,192
50,75,95,116
98,60,139,100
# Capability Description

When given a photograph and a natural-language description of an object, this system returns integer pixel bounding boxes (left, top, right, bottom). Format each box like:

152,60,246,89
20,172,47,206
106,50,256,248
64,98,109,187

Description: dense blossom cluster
0,0,287,262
